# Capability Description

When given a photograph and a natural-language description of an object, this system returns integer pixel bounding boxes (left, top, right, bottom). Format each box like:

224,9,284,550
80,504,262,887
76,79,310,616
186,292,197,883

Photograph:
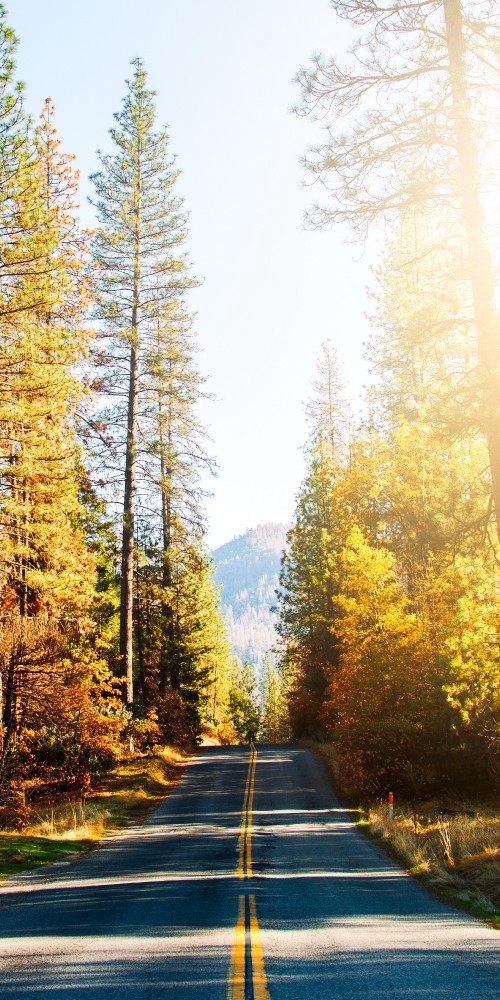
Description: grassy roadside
362,802,500,929
0,748,188,879
303,740,500,930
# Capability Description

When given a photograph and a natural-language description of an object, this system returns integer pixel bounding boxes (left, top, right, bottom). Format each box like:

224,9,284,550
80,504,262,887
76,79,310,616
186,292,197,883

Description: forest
269,0,500,800
0,5,261,824
1,0,500,835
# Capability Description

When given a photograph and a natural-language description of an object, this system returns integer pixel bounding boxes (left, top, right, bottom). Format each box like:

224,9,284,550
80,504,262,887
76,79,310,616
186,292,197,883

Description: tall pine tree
91,60,193,704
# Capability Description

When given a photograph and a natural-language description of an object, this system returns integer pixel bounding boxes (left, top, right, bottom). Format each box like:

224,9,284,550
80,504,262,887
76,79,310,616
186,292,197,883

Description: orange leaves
321,526,452,794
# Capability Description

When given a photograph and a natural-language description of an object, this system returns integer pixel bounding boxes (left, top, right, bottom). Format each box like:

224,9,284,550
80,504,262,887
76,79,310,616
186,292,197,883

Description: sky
13,0,373,549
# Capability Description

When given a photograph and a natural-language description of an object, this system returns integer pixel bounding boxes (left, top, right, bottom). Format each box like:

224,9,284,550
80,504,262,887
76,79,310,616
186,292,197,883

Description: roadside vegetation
365,802,500,929
0,7,256,808
0,749,187,878
305,739,500,928
2,0,500,918
271,3,500,821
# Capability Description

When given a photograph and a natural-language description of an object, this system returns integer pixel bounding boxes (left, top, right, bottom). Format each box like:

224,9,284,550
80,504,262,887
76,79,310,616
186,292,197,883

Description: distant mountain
213,523,289,671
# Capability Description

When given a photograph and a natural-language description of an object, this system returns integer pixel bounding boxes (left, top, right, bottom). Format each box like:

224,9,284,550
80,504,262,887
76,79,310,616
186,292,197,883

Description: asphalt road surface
0,745,498,998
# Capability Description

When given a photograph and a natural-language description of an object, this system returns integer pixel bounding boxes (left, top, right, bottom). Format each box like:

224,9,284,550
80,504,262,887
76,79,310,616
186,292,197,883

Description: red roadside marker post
388,791,394,821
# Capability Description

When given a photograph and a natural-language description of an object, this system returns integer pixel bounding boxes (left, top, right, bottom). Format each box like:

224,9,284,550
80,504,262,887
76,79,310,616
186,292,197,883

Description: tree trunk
120,249,141,706
443,0,500,540
1,645,16,769
119,337,138,706
159,455,176,693
119,149,142,708
135,586,148,710
158,332,177,694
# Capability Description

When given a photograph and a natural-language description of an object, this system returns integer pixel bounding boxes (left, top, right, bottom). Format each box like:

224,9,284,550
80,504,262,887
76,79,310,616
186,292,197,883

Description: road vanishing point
0,745,498,998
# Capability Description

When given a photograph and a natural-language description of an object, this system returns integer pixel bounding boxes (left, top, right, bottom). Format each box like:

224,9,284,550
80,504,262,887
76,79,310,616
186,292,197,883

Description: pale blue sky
13,0,372,548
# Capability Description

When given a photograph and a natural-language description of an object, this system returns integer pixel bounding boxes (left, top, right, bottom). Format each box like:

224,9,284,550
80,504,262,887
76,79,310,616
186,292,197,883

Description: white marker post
388,791,394,821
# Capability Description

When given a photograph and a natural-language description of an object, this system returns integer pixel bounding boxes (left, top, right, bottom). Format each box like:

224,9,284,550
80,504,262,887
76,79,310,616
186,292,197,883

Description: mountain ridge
213,522,289,669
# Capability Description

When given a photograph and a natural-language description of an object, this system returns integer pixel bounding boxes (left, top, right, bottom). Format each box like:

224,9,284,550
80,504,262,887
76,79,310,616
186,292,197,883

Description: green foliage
277,219,500,793
283,2,500,797
155,689,202,749
276,449,346,737
259,652,290,742
226,660,260,744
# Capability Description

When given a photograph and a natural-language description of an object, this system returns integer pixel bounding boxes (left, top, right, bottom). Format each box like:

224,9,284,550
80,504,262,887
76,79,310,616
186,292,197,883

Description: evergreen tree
227,659,260,744
91,59,194,705
140,296,215,695
276,345,350,737
277,454,339,736
0,9,33,320
305,339,350,463
259,651,289,742
0,85,120,777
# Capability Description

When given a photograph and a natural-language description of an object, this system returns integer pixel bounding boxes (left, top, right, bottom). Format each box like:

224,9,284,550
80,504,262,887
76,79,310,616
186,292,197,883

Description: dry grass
25,801,111,841
301,742,500,927
367,802,500,922
0,748,189,878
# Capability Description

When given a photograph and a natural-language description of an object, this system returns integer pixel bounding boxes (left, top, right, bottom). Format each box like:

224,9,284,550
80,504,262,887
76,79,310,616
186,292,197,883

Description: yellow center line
249,895,270,1000
227,894,246,1000
227,894,271,1000
229,746,271,997
246,748,257,878
238,743,256,880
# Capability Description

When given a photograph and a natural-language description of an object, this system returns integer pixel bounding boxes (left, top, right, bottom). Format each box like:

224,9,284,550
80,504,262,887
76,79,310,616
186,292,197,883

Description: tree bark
135,585,148,710
120,334,138,706
443,0,500,540
159,442,176,693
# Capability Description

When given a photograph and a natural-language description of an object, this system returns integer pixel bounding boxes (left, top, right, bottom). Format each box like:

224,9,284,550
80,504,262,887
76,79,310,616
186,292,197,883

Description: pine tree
297,0,500,539
277,454,341,737
305,339,350,463
0,9,32,320
276,345,351,737
91,59,194,704
0,93,106,772
140,296,214,695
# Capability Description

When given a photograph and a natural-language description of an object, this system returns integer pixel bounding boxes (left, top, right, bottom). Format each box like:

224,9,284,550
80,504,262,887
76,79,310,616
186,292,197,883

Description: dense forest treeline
265,0,500,799
0,7,258,815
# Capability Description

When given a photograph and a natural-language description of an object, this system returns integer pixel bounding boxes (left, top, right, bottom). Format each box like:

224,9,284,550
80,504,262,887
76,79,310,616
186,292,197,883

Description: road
0,745,498,998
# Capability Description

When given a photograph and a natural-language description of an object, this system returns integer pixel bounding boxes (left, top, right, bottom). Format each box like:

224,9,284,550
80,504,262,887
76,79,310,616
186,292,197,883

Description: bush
156,690,201,748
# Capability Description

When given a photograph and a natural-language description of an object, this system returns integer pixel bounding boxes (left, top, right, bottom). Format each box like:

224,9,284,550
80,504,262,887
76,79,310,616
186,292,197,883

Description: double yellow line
227,893,270,1000
238,743,257,880
227,745,271,999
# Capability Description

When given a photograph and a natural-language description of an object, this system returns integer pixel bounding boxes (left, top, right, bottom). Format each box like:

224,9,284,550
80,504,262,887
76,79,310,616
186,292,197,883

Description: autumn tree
202,599,234,735
444,555,500,781
0,98,94,615
296,0,500,538
324,526,457,796
0,82,124,783
91,59,194,705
